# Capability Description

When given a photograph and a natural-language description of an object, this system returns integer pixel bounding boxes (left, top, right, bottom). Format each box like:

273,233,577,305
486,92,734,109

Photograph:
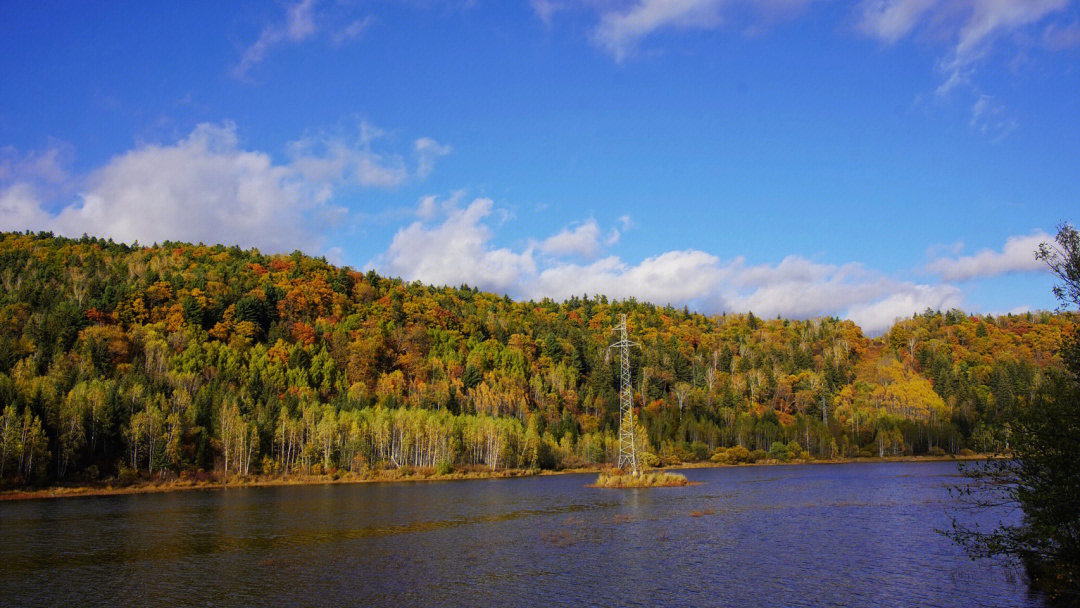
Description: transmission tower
609,314,640,475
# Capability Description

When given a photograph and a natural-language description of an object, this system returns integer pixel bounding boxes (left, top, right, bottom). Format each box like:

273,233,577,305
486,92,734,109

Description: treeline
0,231,1074,485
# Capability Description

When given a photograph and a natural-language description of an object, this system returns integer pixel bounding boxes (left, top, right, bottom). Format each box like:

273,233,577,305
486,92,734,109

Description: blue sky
2,0,1078,333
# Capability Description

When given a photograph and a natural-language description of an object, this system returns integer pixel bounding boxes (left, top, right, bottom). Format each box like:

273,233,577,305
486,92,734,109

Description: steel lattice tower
610,314,640,475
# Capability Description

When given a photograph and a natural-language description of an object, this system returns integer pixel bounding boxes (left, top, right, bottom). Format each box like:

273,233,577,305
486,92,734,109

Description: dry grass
591,470,691,488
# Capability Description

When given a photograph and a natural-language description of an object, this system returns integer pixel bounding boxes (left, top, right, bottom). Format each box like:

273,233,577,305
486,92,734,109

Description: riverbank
0,454,993,502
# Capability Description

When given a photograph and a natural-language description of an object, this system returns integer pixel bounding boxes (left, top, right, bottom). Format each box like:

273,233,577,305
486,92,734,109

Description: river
0,461,1043,607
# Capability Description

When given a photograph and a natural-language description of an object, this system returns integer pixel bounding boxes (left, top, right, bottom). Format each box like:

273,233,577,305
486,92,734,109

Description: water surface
0,461,1041,607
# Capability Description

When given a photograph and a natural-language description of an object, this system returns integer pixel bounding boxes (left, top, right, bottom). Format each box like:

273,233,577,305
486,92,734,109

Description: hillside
0,231,1073,485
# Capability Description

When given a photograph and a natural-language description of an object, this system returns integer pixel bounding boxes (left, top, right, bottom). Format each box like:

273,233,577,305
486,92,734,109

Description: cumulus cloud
0,183,54,231
535,249,729,308
0,144,74,231
846,285,962,336
378,198,536,293
374,196,968,334
926,231,1050,281
0,122,447,254
51,123,332,252
540,220,604,258
416,195,440,220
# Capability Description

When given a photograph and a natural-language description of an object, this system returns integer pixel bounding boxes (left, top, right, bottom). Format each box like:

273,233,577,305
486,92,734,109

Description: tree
950,224,1080,602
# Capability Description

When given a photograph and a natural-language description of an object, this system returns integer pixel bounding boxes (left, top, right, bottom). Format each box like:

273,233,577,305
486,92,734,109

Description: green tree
950,224,1080,601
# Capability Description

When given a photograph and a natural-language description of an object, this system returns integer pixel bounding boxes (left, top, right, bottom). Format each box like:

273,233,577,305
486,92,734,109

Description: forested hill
0,231,1074,485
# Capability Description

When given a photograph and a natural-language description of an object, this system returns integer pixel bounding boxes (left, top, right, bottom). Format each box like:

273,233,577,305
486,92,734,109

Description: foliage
950,224,1080,602
0,231,1073,488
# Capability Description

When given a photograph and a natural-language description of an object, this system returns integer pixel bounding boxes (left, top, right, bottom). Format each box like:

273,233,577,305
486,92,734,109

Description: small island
591,469,691,488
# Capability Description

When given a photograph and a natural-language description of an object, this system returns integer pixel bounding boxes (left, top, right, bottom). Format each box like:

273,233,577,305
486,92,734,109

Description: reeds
592,470,690,488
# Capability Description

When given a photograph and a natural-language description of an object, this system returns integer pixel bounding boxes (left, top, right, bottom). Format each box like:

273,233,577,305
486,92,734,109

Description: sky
1,0,1078,334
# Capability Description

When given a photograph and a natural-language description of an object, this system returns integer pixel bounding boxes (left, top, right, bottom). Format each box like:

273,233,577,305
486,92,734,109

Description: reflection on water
0,462,1044,607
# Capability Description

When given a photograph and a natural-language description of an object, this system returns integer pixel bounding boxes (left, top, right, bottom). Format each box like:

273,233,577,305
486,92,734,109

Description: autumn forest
0,231,1074,487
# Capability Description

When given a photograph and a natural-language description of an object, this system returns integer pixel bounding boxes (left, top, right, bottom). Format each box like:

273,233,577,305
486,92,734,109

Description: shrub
768,441,790,461
786,442,806,460
117,466,138,487
727,445,751,463
711,449,734,464
641,452,661,467
711,445,752,464
689,441,709,462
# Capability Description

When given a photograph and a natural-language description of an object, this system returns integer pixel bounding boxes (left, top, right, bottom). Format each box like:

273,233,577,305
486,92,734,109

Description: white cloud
416,195,440,220
531,0,565,25
0,183,54,231
855,0,939,43
713,255,962,332
925,240,965,259
373,196,969,335
378,198,537,293
535,249,729,308
0,144,71,184
288,123,410,189
856,1,1069,92
233,0,375,78
324,246,346,265
332,17,374,45
581,0,1072,65
1044,20,1080,49
589,0,819,59
969,93,1016,140
845,284,962,335
234,0,319,78
0,144,74,232
48,123,329,252
0,122,445,254
414,138,452,178
926,231,1050,281
594,0,727,60
540,220,604,258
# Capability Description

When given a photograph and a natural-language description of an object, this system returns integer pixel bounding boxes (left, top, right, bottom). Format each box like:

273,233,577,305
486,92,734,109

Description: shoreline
0,454,993,503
